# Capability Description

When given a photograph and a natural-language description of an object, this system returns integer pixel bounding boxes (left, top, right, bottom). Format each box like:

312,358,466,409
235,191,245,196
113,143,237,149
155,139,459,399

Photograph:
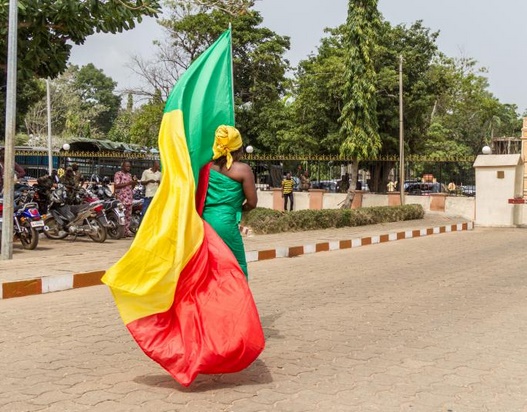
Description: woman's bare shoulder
231,161,252,174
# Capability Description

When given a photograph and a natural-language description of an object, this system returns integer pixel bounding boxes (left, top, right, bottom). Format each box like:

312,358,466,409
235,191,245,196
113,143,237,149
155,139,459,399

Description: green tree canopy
0,0,161,134
128,0,291,151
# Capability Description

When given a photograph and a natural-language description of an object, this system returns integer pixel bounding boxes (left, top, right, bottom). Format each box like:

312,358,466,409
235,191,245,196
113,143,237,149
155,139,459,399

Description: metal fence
15,151,476,194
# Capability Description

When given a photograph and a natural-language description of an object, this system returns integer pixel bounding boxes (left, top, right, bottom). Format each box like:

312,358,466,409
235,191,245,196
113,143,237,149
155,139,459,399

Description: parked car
405,182,447,195
311,180,339,193
461,185,476,196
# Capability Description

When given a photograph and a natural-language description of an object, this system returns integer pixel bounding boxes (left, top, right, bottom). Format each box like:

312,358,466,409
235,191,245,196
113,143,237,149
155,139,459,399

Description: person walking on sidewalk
140,160,161,224
281,172,294,211
200,125,258,279
114,160,137,237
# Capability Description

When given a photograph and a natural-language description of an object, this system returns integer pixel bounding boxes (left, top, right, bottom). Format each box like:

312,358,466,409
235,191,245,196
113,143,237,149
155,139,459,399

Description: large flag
102,29,265,387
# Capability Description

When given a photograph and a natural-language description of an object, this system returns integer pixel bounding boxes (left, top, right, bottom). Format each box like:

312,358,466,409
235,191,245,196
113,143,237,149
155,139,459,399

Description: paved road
1,227,527,411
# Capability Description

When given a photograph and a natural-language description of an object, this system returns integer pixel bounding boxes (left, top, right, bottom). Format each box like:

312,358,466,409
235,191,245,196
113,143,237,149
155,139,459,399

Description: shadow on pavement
134,358,273,392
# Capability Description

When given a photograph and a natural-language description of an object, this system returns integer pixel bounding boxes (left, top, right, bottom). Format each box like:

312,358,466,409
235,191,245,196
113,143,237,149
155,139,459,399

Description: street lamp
62,143,70,169
245,145,254,154
482,145,492,155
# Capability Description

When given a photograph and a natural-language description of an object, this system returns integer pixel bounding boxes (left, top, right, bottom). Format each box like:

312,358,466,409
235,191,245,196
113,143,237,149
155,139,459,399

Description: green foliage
74,64,121,134
241,204,424,234
144,1,291,151
128,99,164,147
339,0,382,162
23,64,120,140
0,0,161,135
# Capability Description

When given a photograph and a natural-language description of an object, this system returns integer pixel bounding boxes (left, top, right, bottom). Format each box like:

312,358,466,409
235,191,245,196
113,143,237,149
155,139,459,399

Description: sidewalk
0,212,472,299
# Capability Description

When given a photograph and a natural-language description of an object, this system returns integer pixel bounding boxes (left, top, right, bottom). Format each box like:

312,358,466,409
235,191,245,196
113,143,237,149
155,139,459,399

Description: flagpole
228,23,235,123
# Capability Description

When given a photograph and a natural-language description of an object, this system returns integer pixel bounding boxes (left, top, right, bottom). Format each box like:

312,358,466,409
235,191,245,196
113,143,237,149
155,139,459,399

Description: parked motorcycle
43,185,107,243
128,183,144,234
0,199,43,250
87,177,126,239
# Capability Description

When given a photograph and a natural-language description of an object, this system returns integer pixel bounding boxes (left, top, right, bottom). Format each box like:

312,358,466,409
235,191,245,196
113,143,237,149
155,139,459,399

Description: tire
87,218,107,243
19,222,39,250
129,213,141,234
106,212,125,239
43,216,69,239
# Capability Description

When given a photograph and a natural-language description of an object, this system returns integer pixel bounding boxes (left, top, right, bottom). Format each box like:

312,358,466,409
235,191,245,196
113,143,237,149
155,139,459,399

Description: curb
0,221,473,300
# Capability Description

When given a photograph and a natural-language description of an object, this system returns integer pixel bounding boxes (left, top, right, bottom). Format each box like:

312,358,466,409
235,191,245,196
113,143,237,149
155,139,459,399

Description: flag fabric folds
102,29,265,387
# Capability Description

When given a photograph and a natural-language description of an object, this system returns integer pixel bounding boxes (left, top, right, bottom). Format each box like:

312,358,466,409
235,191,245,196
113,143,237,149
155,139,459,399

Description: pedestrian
61,167,77,200
71,163,84,186
200,125,257,279
340,173,350,193
281,171,294,211
139,160,161,223
300,170,311,191
114,160,137,237
50,169,60,186
0,147,26,192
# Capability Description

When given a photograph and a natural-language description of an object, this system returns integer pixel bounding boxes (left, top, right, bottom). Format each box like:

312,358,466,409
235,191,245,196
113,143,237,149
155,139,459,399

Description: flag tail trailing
102,29,265,387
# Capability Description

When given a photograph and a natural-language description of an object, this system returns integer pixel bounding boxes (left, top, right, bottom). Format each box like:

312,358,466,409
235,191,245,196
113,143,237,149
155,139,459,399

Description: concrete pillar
430,193,447,212
388,192,401,206
271,188,283,211
351,190,365,209
308,189,325,210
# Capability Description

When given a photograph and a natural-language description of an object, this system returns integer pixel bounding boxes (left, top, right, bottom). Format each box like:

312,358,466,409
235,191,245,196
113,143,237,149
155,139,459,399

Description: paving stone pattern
2,227,527,410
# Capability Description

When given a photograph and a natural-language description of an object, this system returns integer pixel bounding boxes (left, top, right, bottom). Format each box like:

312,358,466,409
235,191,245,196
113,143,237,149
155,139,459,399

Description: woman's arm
240,164,257,211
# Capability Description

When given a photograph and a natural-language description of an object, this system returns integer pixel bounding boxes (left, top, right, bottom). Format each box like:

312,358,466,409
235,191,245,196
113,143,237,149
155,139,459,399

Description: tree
74,64,121,135
278,27,347,155
339,0,382,192
23,64,120,141
0,0,161,134
128,1,291,150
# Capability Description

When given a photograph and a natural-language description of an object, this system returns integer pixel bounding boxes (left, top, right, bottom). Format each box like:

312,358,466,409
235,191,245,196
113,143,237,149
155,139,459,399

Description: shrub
241,204,424,235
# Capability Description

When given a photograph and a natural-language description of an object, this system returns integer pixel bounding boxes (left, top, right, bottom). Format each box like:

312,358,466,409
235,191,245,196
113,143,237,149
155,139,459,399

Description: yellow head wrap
212,125,242,170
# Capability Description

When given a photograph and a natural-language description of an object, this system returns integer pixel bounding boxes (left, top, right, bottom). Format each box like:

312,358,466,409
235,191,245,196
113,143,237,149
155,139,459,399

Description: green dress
202,169,248,278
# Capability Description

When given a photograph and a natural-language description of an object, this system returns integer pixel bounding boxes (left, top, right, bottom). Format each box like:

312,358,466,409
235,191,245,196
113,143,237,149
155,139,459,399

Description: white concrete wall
255,189,475,219
474,155,522,227
403,195,430,212
256,190,274,209
361,194,388,207
322,193,347,209
445,196,475,221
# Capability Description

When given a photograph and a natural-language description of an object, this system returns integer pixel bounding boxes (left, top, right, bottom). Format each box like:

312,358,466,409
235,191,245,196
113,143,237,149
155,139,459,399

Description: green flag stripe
163,29,234,183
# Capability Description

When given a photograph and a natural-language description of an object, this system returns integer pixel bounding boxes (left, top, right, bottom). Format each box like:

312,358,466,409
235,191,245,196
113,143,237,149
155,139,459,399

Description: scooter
43,185,107,243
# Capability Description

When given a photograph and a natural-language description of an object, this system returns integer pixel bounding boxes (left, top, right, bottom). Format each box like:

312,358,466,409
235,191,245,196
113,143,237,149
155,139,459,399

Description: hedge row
241,204,425,235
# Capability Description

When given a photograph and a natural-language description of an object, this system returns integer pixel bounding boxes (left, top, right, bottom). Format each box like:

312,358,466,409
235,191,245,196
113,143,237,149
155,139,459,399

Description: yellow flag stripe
102,110,204,325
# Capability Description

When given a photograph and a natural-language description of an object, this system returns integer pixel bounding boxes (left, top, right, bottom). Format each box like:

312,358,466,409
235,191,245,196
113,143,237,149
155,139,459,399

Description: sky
69,0,527,112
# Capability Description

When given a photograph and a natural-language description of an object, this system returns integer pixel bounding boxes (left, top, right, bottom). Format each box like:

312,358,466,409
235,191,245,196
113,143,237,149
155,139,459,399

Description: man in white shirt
140,160,161,223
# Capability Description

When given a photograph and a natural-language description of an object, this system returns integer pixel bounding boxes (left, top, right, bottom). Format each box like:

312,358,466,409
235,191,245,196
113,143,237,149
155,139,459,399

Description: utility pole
1,0,18,260
399,55,405,206
46,78,53,174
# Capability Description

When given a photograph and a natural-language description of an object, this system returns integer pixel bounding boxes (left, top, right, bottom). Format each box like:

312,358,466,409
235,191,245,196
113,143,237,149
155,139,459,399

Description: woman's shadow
134,312,283,392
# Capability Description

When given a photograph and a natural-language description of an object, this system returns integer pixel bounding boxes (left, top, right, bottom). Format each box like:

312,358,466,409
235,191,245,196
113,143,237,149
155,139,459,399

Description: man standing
281,172,294,211
140,160,161,223
300,171,311,192
71,163,84,187
114,160,137,237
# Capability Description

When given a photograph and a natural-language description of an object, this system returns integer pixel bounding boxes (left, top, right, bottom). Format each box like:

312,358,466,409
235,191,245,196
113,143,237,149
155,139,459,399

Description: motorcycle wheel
43,216,69,240
87,218,107,243
106,212,125,239
129,213,141,234
19,222,39,250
